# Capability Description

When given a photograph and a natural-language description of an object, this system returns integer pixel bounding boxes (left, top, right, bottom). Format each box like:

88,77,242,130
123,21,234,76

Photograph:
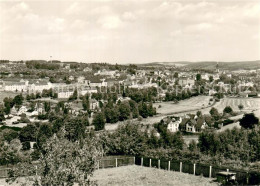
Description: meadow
91,165,218,186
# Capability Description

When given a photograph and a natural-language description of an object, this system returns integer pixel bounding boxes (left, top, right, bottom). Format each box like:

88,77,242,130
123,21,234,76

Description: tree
7,131,102,185
44,102,51,113
0,105,5,122
209,107,220,120
82,96,90,111
196,111,202,117
92,112,105,131
223,106,233,114
196,74,201,81
238,104,244,111
3,97,13,115
19,124,37,142
138,102,150,118
240,113,259,129
13,94,24,106
104,107,119,123
64,117,86,142
209,75,214,82
118,102,131,121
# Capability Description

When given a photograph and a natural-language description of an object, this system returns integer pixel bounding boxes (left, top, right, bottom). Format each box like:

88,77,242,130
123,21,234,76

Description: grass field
91,165,218,186
0,91,19,103
0,165,218,186
154,96,212,115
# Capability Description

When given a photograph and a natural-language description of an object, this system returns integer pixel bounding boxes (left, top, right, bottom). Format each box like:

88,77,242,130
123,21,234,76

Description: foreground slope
91,165,218,186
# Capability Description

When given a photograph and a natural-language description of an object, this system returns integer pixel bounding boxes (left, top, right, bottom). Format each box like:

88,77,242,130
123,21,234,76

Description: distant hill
185,61,260,71
139,61,260,71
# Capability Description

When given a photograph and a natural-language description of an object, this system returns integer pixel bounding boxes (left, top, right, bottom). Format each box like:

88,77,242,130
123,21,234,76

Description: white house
58,91,74,99
167,117,182,133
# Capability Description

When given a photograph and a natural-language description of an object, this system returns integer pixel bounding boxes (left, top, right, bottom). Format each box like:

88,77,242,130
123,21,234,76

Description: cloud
98,15,122,29
122,12,136,21
0,0,259,62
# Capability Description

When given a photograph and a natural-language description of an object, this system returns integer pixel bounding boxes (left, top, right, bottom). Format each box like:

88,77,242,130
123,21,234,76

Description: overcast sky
0,0,259,64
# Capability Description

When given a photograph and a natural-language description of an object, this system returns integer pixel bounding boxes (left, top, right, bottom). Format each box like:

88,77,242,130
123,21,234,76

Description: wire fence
135,157,260,185
1,156,259,185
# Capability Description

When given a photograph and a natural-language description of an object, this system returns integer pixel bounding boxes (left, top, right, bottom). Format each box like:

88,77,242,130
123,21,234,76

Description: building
167,117,182,132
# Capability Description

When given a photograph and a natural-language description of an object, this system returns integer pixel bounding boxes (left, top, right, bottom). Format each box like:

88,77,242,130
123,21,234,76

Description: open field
175,97,260,117
91,165,218,186
0,165,218,186
0,91,19,103
154,96,212,115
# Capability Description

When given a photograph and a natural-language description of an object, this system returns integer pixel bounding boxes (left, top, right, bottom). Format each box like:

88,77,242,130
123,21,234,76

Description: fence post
193,164,196,175
227,169,229,172
209,166,212,178
149,159,151,168
36,165,37,176
115,158,118,167
97,161,99,170
180,162,182,172
168,161,170,171
158,160,160,169
134,157,135,164
141,157,143,166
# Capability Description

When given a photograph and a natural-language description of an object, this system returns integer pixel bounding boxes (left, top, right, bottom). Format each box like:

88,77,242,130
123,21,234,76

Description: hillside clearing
91,165,218,186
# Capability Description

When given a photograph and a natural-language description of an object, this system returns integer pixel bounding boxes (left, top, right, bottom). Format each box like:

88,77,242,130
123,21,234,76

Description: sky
0,0,260,64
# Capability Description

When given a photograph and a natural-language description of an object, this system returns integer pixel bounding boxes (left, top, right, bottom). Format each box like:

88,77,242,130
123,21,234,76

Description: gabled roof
180,118,189,126
196,117,205,128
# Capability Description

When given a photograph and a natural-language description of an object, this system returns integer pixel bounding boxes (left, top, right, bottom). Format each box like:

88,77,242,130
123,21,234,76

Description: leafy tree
118,102,131,121
0,105,5,122
196,111,202,117
238,104,244,111
196,74,201,81
100,123,148,156
13,94,24,106
22,141,31,151
209,107,220,120
64,117,86,141
82,96,90,111
128,100,139,118
138,102,149,118
223,106,233,114
0,139,22,166
44,102,51,113
36,123,53,148
19,124,37,142
7,130,102,185
209,75,214,82
92,112,105,131
104,107,119,123
240,113,259,129
3,97,13,115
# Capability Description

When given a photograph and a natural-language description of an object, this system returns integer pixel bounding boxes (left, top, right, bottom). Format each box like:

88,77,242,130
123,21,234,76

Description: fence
135,157,260,185
0,156,135,179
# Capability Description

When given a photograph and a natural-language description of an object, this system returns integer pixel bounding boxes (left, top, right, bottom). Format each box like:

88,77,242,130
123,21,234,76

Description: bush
240,113,259,129
22,141,31,151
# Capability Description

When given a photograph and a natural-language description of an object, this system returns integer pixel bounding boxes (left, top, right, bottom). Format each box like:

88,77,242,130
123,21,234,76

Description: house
69,76,74,81
179,115,208,133
178,78,195,87
83,67,92,72
17,105,27,115
28,80,52,93
77,76,85,84
167,117,182,132
89,79,107,87
58,91,74,99
186,119,197,133
4,80,28,92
